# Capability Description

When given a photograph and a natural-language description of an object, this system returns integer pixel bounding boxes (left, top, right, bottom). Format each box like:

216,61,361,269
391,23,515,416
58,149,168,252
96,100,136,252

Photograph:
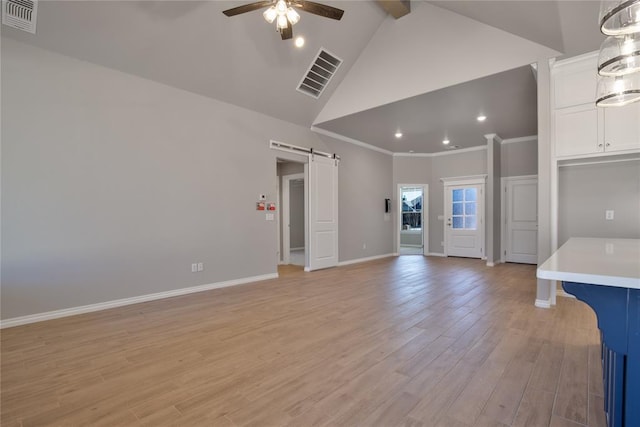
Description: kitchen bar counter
537,238,640,427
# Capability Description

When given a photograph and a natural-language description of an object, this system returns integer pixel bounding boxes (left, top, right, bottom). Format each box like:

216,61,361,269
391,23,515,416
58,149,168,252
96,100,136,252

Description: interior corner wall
558,161,640,246
1,38,392,321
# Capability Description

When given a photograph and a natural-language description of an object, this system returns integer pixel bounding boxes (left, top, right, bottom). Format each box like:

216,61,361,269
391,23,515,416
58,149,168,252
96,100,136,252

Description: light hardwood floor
1,256,605,426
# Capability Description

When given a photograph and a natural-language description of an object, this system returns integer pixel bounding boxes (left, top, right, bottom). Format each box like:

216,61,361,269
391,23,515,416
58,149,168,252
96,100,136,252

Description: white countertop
537,238,640,289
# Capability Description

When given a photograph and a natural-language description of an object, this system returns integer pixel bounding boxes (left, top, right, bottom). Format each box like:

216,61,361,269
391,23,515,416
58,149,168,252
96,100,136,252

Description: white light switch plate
605,210,614,220
266,213,274,221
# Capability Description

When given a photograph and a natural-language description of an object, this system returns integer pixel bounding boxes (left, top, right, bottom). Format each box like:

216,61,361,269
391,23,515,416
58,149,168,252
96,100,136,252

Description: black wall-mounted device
385,198,391,213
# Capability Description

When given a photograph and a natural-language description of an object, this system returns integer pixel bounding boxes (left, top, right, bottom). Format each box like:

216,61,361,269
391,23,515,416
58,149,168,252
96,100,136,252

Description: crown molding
310,126,393,156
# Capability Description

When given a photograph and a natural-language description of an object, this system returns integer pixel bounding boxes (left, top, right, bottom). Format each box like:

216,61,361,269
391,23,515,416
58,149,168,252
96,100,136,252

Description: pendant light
597,0,640,106
599,0,640,36
596,72,640,106
597,33,640,76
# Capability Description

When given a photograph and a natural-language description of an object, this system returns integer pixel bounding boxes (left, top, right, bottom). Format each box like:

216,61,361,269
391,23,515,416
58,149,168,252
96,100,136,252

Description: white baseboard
0,273,279,329
337,253,395,267
426,252,446,257
535,298,552,309
290,247,304,251
486,260,501,267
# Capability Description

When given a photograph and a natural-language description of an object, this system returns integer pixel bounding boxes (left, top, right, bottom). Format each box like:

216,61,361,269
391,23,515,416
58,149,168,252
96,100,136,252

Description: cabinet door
604,103,640,153
555,104,600,157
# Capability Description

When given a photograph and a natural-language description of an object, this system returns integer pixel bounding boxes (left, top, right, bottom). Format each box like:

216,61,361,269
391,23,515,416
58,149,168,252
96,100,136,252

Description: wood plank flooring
1,256,606,426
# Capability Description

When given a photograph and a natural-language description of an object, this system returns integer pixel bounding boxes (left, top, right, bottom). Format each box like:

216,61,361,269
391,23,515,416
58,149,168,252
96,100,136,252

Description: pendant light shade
596,72,640,106
598,33,640,76
599,0,640,35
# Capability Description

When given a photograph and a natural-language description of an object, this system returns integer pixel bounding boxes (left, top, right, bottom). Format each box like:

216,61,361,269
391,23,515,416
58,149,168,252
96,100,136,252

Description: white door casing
307,154,339,271
442,175,486,259
503,176,538,264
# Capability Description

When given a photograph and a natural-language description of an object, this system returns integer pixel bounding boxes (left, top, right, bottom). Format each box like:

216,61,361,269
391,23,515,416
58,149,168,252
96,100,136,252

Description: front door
445,184,483,258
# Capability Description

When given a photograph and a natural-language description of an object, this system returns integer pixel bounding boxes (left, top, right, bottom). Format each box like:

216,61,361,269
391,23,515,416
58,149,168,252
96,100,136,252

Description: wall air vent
297,48,342,99
2,0,38,33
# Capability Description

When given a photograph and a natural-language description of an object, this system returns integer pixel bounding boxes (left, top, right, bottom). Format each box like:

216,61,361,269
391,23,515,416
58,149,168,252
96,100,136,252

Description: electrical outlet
197,262,204,272
605,210,614,220
191,263,198,273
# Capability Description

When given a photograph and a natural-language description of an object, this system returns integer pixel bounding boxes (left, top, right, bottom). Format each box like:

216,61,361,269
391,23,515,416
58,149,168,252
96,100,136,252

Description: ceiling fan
222,0,344,40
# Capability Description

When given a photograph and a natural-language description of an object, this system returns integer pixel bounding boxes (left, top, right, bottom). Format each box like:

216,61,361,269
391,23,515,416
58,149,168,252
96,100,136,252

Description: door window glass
451,187,478,230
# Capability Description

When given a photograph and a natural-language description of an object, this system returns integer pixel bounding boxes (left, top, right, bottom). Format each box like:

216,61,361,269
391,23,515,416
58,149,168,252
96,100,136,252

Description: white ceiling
1,0,604,153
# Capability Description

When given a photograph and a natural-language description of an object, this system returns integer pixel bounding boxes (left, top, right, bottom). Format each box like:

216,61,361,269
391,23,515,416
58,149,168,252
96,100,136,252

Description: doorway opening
397,184,428,256
278,161,306,267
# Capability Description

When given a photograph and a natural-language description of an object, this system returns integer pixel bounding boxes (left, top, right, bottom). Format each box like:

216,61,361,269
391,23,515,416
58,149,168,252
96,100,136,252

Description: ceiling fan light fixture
599,0,640,35
598,33,640,76
277,14,288,30
263,6,277,23
276,0,288,14
286,8,300,25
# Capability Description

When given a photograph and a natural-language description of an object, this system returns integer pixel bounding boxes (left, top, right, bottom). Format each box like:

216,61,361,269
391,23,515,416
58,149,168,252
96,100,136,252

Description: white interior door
505,177,538,264
445,184,483,258
307,154,338,271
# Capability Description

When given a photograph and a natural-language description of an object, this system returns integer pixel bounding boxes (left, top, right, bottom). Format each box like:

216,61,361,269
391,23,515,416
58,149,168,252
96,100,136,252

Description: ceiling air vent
2,0,38,33
297,48,342,99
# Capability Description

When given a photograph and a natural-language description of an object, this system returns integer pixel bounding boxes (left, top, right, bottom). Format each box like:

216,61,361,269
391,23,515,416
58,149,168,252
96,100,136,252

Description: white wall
1,39,394,320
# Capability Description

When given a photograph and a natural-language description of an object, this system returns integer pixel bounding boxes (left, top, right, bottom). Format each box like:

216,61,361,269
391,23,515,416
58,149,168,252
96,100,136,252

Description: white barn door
307,154,338,271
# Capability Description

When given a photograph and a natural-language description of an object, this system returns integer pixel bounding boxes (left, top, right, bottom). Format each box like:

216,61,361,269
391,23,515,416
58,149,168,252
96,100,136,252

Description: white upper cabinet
603,103,640,153
555,104,599,157
554,60,597,109
552,52,640,159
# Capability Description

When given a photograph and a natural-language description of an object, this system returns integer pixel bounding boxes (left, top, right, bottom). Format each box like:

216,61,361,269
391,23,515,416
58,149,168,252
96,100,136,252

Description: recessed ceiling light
443,139,450,145
477,115,487,122
409,150,415,153
295,37,305,48
395,131,403,138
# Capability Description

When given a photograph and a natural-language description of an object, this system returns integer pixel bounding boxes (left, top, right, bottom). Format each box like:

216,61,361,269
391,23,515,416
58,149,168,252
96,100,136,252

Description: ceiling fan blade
292,1,344,20
222,1,274,17
280,21,293,40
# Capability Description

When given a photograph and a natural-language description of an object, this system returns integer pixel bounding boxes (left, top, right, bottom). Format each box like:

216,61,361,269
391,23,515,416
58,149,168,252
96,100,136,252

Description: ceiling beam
376,0,411,19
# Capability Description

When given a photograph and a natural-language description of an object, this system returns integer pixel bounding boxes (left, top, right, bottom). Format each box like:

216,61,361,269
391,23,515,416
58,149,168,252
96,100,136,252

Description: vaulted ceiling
1,1,604,153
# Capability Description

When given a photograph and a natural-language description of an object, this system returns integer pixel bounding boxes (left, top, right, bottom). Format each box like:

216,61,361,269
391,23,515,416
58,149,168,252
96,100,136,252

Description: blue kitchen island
538,238,640,427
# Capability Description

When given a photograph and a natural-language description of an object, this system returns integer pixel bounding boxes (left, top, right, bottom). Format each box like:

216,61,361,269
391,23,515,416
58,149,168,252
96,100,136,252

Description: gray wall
289,181,305,249
323,136,394,261
558,161,640,246
501,139,538,177
393,148,487,254
1,39,394,320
